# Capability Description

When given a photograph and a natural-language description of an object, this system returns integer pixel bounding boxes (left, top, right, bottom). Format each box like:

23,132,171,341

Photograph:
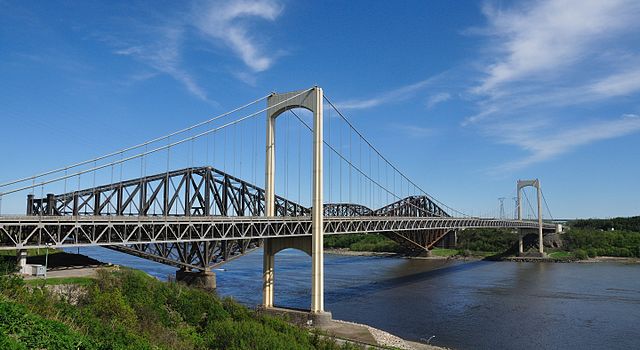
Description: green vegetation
569,216,640,232
456,229,517,253
0,248,62,257
0,268,361,350
324,230,512,257
430,248,458,257
325,233,400,252
563,228,640,258
547,251,572,259
24,276,95,287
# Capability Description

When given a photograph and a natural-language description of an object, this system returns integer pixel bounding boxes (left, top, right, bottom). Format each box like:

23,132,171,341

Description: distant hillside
569,216,640,232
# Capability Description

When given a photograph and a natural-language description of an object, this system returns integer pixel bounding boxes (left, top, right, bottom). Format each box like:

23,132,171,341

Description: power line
498,197,506,219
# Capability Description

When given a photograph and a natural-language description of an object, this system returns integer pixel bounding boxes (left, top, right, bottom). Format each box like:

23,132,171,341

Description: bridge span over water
0,87,557,320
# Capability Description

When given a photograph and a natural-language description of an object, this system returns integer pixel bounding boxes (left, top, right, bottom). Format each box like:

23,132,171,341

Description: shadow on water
326,259,491,302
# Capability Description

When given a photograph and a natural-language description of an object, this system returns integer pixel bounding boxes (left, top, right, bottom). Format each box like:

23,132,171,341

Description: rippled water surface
74,247,640,350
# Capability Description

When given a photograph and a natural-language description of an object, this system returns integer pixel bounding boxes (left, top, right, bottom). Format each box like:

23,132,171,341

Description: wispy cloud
194,0,283,72
462,0,640,171
337,78,435,110
114,27,213,103
110,0,284,98
426,92,451,109
474,0,640,95
393,124,435,139
588,66,640,98
493,114,640,172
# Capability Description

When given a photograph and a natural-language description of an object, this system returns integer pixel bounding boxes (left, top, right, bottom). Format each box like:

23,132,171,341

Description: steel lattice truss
0,216,553,248
322,197,453,252
2,166,555,271
27,167,308,218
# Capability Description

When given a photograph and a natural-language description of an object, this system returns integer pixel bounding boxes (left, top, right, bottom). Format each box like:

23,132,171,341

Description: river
69,247,640,350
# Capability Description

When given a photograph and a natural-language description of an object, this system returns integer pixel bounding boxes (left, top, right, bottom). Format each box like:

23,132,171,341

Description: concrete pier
17,249,27,274
175,269,216,289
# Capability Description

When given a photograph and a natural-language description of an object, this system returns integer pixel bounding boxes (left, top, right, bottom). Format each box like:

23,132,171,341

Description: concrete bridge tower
263,87,330,321
517,179,546,257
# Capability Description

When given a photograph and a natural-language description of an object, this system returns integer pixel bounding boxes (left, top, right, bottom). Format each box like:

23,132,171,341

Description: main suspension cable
0,94,271,189
1,89,313,196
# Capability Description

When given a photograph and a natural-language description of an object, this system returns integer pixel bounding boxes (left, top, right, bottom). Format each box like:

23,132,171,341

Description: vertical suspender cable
327,104,331,205
298,113,302,206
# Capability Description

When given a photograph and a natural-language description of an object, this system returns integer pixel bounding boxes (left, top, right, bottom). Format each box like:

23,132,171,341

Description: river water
70,247,640,350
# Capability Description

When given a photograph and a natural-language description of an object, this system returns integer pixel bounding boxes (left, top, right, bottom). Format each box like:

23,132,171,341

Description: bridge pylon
263,87,329,319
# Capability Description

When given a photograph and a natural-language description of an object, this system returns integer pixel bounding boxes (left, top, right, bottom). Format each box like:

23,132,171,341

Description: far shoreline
324,248,640,264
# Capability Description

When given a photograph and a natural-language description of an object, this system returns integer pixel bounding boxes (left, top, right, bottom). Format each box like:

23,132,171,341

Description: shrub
456,229,518,252
0,268,359,350
573,249,588,260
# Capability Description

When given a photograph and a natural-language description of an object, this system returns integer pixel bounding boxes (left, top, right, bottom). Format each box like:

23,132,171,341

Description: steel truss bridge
0,166,554,270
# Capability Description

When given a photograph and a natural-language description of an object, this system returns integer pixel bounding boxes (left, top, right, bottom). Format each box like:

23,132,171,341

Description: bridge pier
262,239,274,307
518,231,524,255
175,268,216,289
17,249,27,274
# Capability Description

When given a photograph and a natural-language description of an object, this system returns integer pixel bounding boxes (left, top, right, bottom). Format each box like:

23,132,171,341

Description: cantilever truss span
2,166,555,271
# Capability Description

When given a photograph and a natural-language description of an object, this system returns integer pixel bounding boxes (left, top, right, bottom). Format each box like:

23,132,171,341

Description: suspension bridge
0,87,557,319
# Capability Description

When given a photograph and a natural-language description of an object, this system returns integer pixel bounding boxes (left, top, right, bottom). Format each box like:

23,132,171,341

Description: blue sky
1,0,639,218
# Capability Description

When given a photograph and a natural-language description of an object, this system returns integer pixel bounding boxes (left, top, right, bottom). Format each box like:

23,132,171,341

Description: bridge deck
0,215,555,250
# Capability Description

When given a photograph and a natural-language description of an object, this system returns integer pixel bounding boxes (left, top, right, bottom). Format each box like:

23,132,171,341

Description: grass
548,251,572,259
24,276,95,286
430,248,458,257
0,248,62,256
467,250,498,258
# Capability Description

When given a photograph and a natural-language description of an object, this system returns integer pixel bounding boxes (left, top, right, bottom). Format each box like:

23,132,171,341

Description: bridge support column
262,239,274,307
310,88,324,314
536,183,544,255
175,268,216,289
17,250,27,274
518,233,524,256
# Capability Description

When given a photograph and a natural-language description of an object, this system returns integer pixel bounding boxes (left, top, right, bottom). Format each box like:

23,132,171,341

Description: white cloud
426,92,451,109
111,0,284,96
338,79,434,110
589,67,640,98
115,27,212,102
194,0,283,72
475,0,640,95
393,124,434,139
493,114,640,171
460,0,640,172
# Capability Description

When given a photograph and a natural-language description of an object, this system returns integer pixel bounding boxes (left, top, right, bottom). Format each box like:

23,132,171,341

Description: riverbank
326,247,640,264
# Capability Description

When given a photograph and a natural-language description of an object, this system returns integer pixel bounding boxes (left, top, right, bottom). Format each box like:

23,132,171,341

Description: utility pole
498,197,506,219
